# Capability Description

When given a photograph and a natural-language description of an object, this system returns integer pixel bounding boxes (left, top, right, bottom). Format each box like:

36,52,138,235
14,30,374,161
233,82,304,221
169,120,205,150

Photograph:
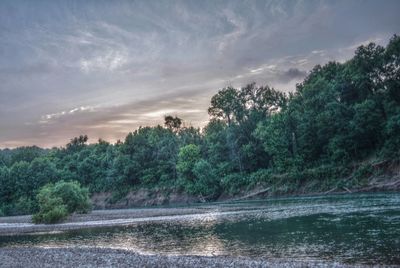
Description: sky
0,0,399,148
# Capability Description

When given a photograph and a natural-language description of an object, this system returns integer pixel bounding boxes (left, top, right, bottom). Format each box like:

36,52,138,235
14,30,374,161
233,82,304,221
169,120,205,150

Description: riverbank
87,160,400,209
90,175,400,210
0,247,372,268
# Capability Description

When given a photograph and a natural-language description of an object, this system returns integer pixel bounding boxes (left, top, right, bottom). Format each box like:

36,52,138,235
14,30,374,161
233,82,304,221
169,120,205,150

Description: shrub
32,180,91,224
51,180,91,213
32,197,68,224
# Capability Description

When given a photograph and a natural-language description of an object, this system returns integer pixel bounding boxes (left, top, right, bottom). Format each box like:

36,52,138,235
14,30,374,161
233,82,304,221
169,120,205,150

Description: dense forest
1,35,399,216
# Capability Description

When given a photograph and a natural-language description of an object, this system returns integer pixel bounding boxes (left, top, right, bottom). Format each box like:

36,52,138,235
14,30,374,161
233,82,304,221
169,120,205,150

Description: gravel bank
0,207,216,235
0,247,368,268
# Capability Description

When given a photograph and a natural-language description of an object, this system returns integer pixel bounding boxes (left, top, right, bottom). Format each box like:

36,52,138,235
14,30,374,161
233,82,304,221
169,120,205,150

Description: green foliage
8,146,47,166
164,115,182,132
221,173,250,195
10,161,31,199
255,113,293,171
122,126,179,186
191,159,220,198
177,144,201,181
350,99,384,155
32,198,68,224
1,36,400,216
0,166,11,204
32,181,91,224
13,196,37,215
381,114,400,157
52,181,91,213
352,164,374,182
208,87,243,126
176,146,220,198
66,135,88,152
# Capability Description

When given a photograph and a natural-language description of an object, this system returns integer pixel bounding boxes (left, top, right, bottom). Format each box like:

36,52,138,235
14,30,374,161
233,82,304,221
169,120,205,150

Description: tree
192,159,220,198
239,82,287,117
1,35,400,215
177,144,201,182
9,146,46,166
122,126,179,185
382,114,400,157
66,135,88,151
208,87,244,126
29,157,59,189
0,166,11,204
350,99,384,155
203,119,234,176
164,115,182,132
255,113,292,171
10,161,31,199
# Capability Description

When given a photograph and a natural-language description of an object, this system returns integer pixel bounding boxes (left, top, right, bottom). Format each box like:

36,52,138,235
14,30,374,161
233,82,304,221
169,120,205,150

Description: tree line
1,35,400,216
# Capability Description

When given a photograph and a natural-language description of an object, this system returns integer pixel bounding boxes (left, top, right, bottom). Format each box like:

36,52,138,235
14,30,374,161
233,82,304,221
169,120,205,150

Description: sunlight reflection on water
1,193,400,264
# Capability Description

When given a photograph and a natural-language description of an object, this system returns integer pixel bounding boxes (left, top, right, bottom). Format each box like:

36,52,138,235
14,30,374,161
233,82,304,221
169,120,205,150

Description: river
1,193,399,265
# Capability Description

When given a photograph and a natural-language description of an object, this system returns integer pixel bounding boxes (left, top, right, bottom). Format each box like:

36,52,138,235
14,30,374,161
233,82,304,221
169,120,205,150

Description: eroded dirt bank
90,175,400,210
91,189,200,210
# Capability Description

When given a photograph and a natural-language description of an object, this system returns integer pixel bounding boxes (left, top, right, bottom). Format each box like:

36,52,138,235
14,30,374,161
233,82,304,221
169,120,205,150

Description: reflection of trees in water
2,196,400,264
213,212,400,263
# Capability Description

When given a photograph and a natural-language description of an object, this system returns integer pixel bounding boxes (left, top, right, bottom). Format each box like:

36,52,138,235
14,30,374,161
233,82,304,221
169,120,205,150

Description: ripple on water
1,193,400,265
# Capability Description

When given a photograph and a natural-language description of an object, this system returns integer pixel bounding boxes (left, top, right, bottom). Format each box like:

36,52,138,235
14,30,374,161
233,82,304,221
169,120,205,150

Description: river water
1,193,399,265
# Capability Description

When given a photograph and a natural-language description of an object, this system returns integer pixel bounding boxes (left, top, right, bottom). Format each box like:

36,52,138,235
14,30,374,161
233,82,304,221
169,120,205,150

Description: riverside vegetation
31,181,91,223
0,35,400,218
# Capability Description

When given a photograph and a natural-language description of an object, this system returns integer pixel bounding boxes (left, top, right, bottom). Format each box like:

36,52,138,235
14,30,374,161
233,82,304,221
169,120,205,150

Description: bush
32,197,68,224
51,180,91,213
32,180,91,224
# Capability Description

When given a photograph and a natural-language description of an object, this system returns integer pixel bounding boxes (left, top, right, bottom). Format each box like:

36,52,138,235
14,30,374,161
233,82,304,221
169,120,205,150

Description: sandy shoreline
0,247,372,268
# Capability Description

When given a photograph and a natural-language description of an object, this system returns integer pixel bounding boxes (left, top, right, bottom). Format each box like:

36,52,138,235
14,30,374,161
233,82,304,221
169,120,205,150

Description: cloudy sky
1,0,399,148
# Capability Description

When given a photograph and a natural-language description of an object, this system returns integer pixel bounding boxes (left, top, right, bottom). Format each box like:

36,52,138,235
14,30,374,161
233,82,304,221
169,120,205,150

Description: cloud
0,0,399,147
279,68,307,82
39,106,96,124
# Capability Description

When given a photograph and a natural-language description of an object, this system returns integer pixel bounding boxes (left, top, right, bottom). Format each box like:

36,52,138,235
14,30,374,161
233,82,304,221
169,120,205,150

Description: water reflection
1,193,400,264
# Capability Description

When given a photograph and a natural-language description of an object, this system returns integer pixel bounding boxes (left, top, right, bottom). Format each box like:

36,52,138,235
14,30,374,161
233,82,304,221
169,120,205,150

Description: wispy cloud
0,0,399,147
39,106,96,124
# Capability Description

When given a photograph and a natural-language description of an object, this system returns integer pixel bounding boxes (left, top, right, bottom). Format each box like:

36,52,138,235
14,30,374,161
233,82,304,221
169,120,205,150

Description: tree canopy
1,35,400,216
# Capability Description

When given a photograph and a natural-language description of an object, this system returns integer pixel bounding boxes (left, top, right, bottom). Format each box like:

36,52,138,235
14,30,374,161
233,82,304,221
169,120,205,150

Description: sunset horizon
1,0,399,148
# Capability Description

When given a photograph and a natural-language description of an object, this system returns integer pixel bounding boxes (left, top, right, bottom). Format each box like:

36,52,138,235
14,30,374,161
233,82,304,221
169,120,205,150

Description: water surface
1,193,399,265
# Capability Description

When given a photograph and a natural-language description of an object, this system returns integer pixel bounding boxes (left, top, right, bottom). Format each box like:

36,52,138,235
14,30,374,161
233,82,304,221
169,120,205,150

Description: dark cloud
278,68,308,83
